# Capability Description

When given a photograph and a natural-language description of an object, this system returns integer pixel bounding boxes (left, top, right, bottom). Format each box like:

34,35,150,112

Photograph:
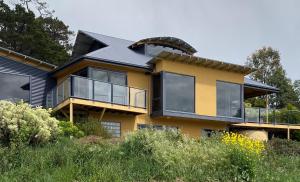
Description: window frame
137,124,178,131
88,67,128,86
101,121,121,138
216,80,243,119
0,71,32,104
162,71,196,114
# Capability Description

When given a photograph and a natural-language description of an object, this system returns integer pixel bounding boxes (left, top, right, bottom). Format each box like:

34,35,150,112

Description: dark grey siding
0,56,54,106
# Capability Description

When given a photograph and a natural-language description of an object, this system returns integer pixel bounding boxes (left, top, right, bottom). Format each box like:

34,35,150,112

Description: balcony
244,107,300,125
52,75,147,114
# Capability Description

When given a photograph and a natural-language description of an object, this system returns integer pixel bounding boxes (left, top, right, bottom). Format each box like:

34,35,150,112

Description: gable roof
52,30,255,75
72,30,153,68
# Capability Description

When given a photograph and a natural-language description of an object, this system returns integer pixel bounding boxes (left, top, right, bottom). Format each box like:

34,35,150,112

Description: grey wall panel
0,56,52,107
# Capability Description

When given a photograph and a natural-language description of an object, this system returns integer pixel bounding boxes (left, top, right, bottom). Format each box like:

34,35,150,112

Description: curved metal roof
130,37,197,55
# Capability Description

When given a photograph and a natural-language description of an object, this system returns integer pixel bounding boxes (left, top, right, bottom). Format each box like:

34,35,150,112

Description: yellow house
1,30,300,140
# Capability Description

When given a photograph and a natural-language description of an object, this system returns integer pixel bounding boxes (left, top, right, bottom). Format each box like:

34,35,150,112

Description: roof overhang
50,56,151,77
151,51,254,75
244,78,279,98
130,37,197,55
0,46,57,72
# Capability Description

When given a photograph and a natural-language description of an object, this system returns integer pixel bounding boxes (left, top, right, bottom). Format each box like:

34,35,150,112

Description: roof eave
50,55,151,76
0,46,57,70
151,51,254,75
244,83,280,93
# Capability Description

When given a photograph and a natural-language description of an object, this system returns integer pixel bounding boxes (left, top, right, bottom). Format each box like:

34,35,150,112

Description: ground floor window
101,121,121,137
201,129,214,138
201,128,225,138
137,124,178,132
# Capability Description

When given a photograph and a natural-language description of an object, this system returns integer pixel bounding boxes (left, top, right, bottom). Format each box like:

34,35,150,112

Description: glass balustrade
54,75,146,109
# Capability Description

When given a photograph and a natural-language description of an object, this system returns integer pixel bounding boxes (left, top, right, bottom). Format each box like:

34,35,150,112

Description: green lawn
0,131,299,182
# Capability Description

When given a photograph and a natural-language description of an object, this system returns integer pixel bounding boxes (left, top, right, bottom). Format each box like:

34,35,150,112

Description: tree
246,47,300,109
0,1,73,65
8,0,53,17
294,80,300,100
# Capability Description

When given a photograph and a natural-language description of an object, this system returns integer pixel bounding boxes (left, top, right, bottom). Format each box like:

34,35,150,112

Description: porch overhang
244,78,279,98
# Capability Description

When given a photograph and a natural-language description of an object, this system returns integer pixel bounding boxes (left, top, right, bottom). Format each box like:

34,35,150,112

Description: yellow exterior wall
88,112,227,138
154,59,244,116
54,58,245,138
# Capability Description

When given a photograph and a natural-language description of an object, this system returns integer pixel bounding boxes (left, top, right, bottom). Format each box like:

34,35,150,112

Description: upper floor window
90,68,127,86
217,81,242,118
164,72,195,113
0,72,30,103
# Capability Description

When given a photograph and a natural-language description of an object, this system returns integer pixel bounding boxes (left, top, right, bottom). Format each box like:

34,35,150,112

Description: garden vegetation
0,101,300,181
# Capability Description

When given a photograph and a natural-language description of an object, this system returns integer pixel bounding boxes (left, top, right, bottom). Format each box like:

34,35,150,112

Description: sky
48,0,300,81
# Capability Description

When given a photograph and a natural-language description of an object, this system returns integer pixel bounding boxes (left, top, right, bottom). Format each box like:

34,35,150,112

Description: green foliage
227,147,256,181
0,130,300,181
76,119,112,138
267,138,300,156
0,1,73,65
0,100,60,147
246,46,300,109
122,129,259,181
58,121,84,138
266,104,300,124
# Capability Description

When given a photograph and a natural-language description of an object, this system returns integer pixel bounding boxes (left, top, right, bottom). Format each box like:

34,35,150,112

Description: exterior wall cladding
0,56,55,106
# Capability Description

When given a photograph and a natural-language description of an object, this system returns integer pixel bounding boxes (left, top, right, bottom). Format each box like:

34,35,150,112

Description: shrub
0,100,60,147
268,138,300,155
58,121,84,138
222,132,265,154
76,119,111,138
121,129,262,181
222,132,265,181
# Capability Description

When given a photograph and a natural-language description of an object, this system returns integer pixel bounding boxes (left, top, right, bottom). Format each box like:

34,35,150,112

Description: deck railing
54,75,147,109
244,107,300,125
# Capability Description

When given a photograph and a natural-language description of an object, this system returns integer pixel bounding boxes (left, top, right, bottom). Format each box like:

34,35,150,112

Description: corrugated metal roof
244,77,279,92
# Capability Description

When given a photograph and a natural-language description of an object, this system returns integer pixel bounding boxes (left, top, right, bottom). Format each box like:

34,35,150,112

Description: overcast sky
48,0,300,81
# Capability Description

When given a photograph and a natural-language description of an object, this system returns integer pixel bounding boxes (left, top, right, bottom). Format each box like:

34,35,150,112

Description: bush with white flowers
0,100,60,147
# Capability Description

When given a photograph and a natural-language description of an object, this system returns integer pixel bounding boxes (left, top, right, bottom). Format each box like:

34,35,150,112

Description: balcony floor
231,122,300,130
53,98,147,115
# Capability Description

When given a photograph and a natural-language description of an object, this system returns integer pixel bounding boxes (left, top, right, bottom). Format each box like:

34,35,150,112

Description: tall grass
0,130,299,181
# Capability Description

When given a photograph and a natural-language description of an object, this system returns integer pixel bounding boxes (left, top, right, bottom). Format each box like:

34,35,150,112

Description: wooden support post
69,103,74,123
287,127,290,140
266,94,269,123
98,108,106,122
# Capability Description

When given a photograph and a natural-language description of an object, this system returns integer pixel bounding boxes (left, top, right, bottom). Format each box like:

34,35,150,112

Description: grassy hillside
0,130,299,182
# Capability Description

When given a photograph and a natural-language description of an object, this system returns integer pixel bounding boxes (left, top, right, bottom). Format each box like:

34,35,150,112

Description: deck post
287,127,290,140
266,94,269,123
69,103,74,123
99,108,106,122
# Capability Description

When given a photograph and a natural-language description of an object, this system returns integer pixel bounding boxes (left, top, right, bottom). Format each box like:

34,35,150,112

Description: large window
0,72,30,103
90,68,127,86
217,81,242,118
164,72,195,113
